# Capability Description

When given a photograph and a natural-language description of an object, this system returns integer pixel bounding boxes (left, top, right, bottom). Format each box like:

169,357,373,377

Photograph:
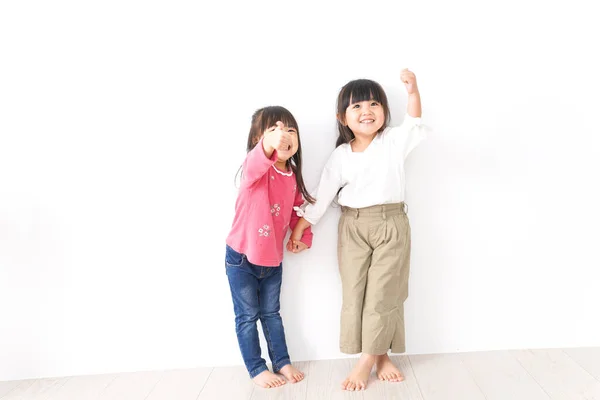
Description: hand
264,121,293,152
286,238,309,253
401,68,419,95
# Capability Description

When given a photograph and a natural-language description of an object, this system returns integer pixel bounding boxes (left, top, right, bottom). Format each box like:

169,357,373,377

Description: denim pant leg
225,247,268,378
258,264,291,373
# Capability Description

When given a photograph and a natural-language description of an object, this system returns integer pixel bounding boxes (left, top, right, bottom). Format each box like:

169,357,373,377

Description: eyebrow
349,98,379,104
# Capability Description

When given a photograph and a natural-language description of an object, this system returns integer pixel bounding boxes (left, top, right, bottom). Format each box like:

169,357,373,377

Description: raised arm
401,68,422,118
242,122,293,188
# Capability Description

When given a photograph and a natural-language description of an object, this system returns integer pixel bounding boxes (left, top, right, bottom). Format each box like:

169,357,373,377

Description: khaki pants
337,203,411,355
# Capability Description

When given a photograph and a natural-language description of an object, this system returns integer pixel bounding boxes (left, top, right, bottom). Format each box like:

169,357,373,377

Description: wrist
262,137,274,154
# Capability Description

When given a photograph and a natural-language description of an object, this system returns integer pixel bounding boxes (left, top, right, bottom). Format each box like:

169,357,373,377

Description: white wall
1,0,599,381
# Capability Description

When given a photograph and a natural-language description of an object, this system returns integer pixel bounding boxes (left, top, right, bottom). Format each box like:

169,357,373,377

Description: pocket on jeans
225,245,245,267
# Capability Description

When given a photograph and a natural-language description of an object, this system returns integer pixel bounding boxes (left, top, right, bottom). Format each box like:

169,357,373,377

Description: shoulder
332,143,350,157
326,144,350,165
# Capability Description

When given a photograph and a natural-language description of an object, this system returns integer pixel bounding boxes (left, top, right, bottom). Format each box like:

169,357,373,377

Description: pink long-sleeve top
226,138,313,267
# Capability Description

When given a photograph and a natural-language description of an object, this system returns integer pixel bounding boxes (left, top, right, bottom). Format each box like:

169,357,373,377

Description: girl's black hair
335,79,391,147
242,106,315,204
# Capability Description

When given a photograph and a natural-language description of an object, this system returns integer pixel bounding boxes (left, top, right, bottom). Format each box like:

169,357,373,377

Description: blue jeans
225,245,291,378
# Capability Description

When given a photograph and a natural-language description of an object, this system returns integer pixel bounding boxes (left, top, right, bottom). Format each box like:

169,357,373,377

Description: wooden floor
1,348,600,399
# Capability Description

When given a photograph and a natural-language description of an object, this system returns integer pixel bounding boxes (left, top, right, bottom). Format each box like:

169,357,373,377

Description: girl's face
256,124,299,162
271,124,299,162
343,98,385,139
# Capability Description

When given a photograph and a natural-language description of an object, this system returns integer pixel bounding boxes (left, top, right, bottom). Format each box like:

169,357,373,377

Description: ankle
359,353,378,367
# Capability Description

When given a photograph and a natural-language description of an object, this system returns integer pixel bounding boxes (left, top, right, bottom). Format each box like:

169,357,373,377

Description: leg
258,265,304,383
363,213,411,381
337,214,375,390
225,247,285,388
337,214,373,354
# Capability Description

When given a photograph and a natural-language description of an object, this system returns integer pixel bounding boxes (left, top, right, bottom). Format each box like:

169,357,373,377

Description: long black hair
335,79,391,147
242,106,315,204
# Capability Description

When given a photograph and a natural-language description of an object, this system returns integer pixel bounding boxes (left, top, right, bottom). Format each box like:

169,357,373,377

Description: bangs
339,79,387,110
259,106,298,132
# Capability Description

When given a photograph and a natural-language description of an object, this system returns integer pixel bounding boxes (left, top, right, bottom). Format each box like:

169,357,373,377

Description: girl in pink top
225,106,314,388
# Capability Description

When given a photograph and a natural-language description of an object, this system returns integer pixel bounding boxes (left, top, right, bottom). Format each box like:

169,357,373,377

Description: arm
287,217,312,253
242,122,294,188
301,150,344,225
287,191,313,253
388,69,428,157
402,68,421,118
241,137,278,188
286,151,343,253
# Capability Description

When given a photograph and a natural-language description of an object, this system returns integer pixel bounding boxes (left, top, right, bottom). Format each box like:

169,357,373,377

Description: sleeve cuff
405,113,422,125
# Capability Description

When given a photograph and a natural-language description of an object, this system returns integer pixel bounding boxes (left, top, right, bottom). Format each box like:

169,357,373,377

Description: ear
252,135,262,146
336,113,347,126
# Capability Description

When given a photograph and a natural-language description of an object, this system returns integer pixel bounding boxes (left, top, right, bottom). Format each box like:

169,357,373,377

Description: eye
371,101,380,107
287,128,297,134
352,104,360,109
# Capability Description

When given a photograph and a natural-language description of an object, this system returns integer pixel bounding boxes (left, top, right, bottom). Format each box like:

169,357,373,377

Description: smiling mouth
360,119,375,124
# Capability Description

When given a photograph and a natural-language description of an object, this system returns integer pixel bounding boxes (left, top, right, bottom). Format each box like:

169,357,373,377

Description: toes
341,379,350,390
358,381,366,390
270,378,283,387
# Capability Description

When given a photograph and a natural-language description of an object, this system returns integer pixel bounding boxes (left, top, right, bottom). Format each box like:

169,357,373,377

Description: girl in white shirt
288,69,428,391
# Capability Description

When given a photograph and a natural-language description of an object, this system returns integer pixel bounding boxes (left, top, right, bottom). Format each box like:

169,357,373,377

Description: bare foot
341,353,377,391
376,354,404,382
252,370,286,388
278,364,305,383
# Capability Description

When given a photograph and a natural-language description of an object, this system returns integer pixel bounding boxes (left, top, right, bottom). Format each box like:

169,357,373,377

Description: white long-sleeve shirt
302,114,428,225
